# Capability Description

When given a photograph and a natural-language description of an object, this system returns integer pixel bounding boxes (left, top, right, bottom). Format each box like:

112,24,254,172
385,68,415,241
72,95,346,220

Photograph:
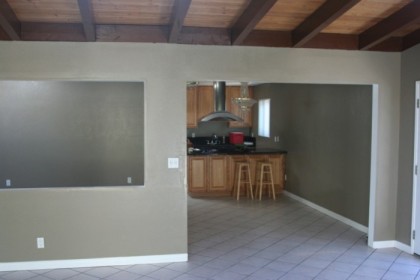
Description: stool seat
232,161,254,200
255,161,276,200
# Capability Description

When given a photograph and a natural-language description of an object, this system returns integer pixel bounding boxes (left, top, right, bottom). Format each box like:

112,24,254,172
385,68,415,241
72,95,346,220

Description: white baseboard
283,191,414,254
284,191,368,233
372,241,412,254
395,241,413,254
0,253,188,272
371,240,396,249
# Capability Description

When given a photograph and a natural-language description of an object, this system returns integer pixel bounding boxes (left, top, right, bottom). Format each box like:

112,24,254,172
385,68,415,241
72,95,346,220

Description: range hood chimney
200,81,243,122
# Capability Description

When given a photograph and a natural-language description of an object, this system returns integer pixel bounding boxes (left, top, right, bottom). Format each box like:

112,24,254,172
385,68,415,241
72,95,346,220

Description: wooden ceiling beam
15,21,410,53
301,33,359,50
402,29,420,51
21,22,86,41
241,30,291,47
292,0,361,47
97,25,168,43
178,27,230,45
231,0,277,45
242,31,361,50
366,37,402,52
0,26,9,40
169,0,192,43
359,1,420,50
0,0,21,40
77,0,96,41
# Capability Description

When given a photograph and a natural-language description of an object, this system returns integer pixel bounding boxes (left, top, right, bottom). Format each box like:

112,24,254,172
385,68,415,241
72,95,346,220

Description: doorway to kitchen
187,82,378,250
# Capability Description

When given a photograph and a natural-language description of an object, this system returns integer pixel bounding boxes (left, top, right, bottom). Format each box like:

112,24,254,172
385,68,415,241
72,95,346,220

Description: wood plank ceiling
0,0,420,52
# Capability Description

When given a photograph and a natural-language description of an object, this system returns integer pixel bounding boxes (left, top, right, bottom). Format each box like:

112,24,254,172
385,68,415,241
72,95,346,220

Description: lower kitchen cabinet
188,155,230,195
208,156,229,192
268,154,286,191
188,156,207,193
188,153,286,196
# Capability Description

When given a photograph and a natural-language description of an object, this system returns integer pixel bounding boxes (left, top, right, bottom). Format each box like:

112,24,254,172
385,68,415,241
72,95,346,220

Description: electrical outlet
5,179,11,187
191,132,195,138
127,177,132,184
37,237,45,249
168,158,179,169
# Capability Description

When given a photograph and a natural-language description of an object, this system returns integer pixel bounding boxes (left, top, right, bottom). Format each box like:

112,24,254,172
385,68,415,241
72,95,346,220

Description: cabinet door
187,86,197,128
267,154,286,194
188,157,207,193
208,156,228,192
196,86,214,120
225,86,254,128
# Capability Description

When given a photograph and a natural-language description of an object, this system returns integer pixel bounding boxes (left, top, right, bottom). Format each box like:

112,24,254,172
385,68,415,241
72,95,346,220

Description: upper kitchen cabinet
196,86,214,121
187,85,213,128
187,86,197,128
225,86,254,128
186,84,253,128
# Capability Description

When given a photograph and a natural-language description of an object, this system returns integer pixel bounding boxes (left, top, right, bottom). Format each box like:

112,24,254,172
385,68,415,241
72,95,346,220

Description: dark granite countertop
188,147,287,156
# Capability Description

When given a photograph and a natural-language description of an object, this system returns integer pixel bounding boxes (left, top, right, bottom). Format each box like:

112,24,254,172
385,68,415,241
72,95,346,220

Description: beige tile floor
1,195,420,279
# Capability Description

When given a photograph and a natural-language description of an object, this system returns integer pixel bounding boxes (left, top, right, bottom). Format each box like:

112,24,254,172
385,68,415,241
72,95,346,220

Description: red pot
229,132,244,145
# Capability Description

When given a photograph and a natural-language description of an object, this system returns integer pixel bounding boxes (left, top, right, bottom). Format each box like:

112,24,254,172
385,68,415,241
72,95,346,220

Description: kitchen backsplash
187,121,251,137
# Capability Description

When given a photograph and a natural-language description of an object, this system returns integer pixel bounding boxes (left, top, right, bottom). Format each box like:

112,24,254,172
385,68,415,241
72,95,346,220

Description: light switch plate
5,179,11,187
37,237,45,249
168,158,179,169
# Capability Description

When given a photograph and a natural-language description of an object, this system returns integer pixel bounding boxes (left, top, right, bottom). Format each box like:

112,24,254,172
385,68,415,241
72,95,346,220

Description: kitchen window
258,98,270,138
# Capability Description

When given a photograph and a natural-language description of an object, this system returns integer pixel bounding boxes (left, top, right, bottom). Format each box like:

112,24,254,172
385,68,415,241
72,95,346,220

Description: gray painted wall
0,81,144,188
0,41,401,263
397,44,420,245
253,84,372,226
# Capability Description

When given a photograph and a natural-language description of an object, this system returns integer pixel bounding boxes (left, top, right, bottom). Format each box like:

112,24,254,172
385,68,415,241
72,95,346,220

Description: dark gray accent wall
0,81,144,188
253,83,372,226
397,44,420,245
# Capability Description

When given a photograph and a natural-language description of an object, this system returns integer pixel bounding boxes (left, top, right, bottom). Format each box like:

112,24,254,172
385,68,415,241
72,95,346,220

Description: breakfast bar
187,139,287,197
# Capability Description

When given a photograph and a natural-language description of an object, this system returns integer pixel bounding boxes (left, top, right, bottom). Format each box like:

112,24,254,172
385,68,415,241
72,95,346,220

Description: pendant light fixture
232,82,257,112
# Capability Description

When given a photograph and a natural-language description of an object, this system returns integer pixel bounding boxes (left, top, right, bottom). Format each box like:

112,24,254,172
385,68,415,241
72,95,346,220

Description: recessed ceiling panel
255,0,327,31
8,0,81,23
184,0,251,28
322,0,412,34
92,0,175,25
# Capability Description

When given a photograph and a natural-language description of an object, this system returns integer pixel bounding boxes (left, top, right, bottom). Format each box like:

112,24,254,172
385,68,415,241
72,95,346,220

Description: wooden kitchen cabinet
186,85,253,128
208,156,229,192
225,86,254,128
196,86,214,120
188,155,230,195
188,156,207,193
187,86,197,128
188,154,286,197
267,154,286,192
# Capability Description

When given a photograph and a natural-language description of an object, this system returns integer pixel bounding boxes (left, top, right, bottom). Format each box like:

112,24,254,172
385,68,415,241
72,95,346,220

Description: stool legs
233,162,253,200
255,162,276,200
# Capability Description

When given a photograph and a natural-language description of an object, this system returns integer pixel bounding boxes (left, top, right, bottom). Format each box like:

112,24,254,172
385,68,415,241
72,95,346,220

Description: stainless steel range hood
200,81,243,122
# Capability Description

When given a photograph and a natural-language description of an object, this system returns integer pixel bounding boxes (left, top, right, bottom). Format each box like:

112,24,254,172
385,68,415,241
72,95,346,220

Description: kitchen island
188,149,287,197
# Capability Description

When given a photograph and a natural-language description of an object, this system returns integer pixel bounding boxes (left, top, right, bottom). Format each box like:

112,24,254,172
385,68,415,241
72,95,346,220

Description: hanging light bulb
232,82,257,112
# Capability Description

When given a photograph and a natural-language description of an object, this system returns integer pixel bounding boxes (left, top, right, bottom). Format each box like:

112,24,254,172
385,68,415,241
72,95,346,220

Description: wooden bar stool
232,161,254,200
255,161,276,200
